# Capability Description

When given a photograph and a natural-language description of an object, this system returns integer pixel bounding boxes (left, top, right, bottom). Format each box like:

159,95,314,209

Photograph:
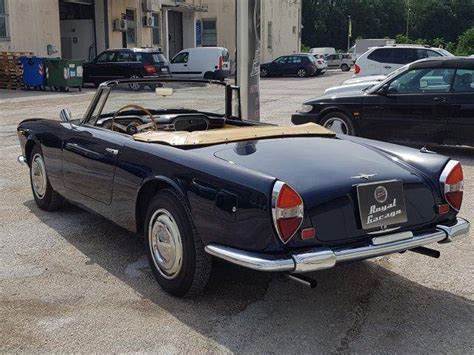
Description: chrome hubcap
128,76,141,90
298,69,306,77
148,209,183,280
323,118,350,135
31,153,47,199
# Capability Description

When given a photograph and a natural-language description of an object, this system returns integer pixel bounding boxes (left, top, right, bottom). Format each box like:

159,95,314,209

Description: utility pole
347,15,352,51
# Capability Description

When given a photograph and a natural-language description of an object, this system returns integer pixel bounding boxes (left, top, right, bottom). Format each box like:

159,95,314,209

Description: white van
169,47,231,81
310,47,336,57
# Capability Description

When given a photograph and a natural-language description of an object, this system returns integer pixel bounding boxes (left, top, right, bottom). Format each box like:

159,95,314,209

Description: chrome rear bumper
205,218,470,274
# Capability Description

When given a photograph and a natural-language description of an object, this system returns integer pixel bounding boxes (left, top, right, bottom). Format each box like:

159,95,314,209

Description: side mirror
60,108,72,123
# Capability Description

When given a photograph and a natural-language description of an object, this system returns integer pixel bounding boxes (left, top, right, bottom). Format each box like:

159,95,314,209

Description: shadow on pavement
24,199,474,353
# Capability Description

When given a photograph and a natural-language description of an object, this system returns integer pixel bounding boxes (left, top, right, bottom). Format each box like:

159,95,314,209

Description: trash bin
20,56,46,89
44,58,84,92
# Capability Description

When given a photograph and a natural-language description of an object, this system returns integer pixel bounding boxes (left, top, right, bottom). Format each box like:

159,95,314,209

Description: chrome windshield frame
80,78,237,126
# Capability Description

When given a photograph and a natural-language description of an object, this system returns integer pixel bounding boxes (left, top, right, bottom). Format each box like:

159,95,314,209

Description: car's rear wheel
341,64,350,72
144,189,211,297
128,74,143,91
29,145,64,211
260,68,269,77
297,68,308,78
320,112,356,136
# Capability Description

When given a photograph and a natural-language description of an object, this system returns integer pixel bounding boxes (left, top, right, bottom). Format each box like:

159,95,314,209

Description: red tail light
144,64,157,75
272,181,304,244
218,56,224,70
354,64,361,74
440,160,464,211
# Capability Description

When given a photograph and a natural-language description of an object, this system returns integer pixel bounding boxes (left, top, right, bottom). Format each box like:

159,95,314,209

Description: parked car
325,53,353,71
331,64,411,94
313,55,328,75
83,48,170,90
260,54,319,78
169,47,230,81
342,74,386,85
292,57,474,146
17,77,470,297
354,44,453,77
324,80,382,96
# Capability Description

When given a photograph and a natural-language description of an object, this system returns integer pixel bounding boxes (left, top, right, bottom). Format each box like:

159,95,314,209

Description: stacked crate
0,52,33,90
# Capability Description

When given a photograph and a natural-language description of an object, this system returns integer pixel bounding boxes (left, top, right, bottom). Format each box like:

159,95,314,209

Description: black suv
83,48,171,90
260,54,318,78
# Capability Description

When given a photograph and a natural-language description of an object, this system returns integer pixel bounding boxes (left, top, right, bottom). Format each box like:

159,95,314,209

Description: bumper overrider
205,218,470,273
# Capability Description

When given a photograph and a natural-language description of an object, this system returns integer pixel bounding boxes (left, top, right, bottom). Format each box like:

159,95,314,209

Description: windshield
89,80,226,124
367,64,411,93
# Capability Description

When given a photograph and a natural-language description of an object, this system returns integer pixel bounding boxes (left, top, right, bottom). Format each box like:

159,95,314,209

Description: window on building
0,0,9,39
126,9,136,47
267,21,272,49
202,19,217,46
152,13,160,46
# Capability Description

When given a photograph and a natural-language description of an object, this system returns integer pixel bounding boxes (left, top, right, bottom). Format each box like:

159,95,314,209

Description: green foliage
302,0,474,52
455,27,474,56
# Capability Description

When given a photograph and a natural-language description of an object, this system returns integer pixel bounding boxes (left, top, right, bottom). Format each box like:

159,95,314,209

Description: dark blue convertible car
17,78,470,297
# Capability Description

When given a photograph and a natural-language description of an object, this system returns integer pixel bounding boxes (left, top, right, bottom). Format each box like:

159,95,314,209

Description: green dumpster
45,58,84,92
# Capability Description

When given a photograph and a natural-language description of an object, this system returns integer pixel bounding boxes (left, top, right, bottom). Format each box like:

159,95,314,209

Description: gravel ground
1,71,473,353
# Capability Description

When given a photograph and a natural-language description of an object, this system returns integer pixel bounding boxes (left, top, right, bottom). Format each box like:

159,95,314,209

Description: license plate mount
357,180,408,230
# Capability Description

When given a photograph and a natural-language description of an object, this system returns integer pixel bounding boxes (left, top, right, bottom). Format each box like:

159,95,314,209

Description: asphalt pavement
1,70,472,353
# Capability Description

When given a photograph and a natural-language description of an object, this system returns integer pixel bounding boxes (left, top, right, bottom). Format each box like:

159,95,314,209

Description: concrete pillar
162,9,169,59
236,0,261,121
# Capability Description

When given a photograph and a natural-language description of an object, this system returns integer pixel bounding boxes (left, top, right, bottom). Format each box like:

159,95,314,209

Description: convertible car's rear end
199,135,469,274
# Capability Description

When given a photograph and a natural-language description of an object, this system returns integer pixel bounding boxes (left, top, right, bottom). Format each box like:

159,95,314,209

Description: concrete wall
194,0,301,68
261,0,302,63
0,0,61,57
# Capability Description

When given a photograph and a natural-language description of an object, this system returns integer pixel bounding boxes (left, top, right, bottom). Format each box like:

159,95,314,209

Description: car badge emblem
374,186,388,204
351,173,376,180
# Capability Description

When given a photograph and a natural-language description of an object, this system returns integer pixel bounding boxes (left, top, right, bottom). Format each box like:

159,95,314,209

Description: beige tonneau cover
133,123,335,146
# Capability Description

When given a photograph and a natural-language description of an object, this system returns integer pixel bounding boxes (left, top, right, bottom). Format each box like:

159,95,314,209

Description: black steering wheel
111,104,157,134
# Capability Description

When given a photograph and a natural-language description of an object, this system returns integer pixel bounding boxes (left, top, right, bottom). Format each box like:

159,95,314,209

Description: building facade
0,0,301,66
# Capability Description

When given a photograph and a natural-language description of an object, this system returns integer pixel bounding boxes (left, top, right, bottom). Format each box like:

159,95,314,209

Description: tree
302,0,474,51
455,27,474,56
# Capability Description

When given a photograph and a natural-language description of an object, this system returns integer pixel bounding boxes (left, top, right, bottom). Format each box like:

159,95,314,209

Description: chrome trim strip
271,180,304,244
439,160,462,211
371,231,413,245
17,155,27,166
205,218,470,273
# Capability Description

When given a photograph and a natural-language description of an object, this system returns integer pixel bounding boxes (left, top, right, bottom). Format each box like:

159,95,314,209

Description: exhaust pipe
408,246,440,258
287,273,318,288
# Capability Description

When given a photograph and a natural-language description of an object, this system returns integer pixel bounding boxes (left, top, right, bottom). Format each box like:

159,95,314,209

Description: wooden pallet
0,51,32,90
0,83,23,90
